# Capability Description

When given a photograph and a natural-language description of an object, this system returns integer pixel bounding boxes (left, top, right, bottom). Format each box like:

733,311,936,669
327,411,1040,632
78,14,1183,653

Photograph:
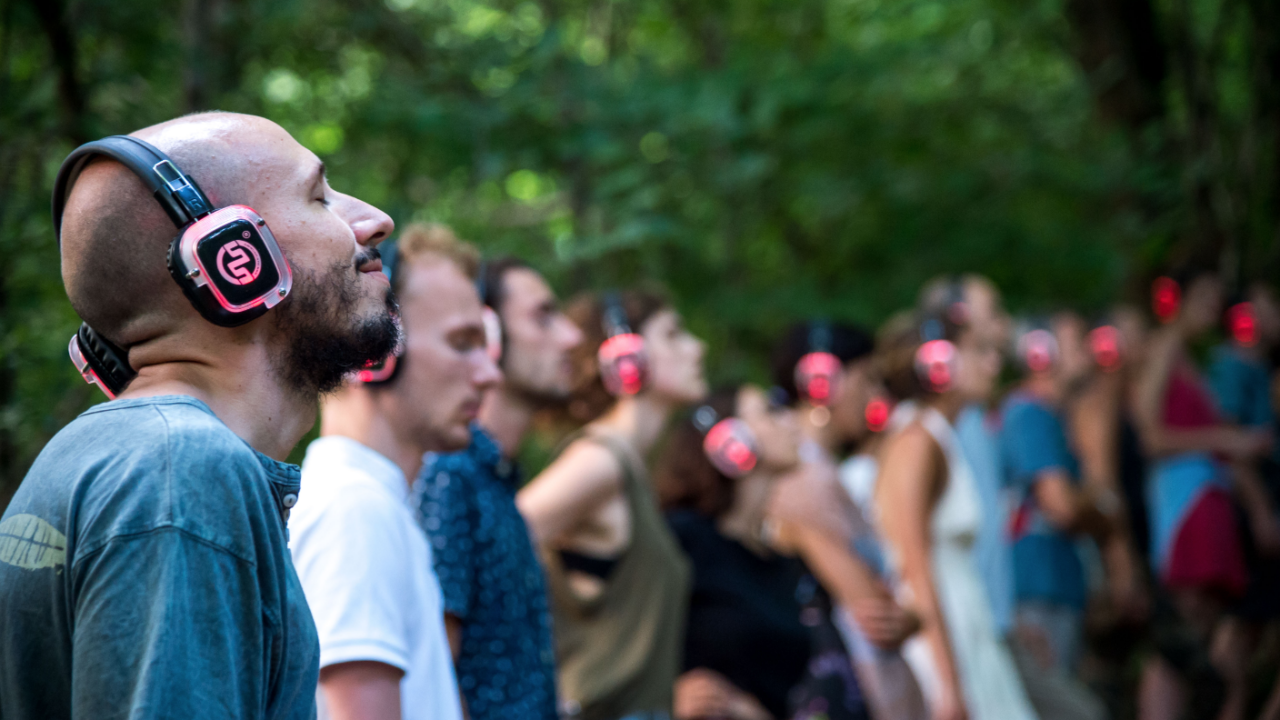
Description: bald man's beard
270,255,400,396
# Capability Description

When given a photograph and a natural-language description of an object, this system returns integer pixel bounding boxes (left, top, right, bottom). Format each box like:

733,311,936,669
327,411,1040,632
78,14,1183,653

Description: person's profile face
239,121,394,332
1183,275,1223,335
394,258,502,452
1053,314,1093,385
497,268,583,402
736,384,799,472
641,308,708,405
953,329,1002,403
829,358,876,444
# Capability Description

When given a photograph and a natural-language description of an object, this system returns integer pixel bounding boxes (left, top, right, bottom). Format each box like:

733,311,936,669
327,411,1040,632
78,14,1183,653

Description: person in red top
1133,267,1272,720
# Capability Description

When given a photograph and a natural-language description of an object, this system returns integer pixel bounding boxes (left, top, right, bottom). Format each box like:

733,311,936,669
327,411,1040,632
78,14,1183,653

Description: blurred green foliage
1,0,1275,495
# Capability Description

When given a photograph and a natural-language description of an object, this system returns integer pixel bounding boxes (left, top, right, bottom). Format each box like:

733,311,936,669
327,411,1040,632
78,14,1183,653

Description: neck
593,393,674,456
479,383,535,458
1232,340,1265,360
718,470,775,547
122,336,316,461
796,402,837,454
319,389,425,486
1022,373,1061,405
927,393,966,423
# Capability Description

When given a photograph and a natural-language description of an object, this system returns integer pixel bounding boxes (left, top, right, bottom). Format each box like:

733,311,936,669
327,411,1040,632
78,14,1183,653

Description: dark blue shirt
1000,393,1087,611
416,426,557,720
0,396,319,720
1208,344,1273,428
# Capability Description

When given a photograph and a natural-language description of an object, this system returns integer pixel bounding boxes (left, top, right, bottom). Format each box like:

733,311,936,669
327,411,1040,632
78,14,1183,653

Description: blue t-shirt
955,404,1015,635
999,393,1087,611
0,396,319,720
1208,344,1273,428
417,426,558,720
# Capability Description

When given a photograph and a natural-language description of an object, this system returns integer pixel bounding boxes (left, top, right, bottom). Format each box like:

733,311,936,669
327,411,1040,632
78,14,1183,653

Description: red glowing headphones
1152,276,1182,324
1016,326,1059,373
1226,301,1258,347
795,322,842,406
1087,324,1124,372
598,292,650,396
54,135,294,399
864,395,893,433
692,404,760,478
914,316,959,393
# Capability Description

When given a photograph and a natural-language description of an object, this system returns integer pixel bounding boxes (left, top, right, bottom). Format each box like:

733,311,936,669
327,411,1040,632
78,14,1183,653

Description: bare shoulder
882,422,940,468
524,436,626,497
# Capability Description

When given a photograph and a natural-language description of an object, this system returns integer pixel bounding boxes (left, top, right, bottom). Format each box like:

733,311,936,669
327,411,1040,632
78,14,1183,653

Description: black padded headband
52,135,213,243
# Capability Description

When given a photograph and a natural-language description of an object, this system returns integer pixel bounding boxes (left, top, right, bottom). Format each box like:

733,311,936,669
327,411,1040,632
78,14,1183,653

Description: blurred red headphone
1226,301,1258,347
864,395,893,433
1087,324,1124,372
795,322,841,406
1016,327,1059,373
693,405,759,478
1152,276,1181,324
914,316,958,393
598,292,650,396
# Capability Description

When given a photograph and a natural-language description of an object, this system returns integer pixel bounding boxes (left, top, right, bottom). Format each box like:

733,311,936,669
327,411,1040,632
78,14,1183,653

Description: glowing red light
704,419,758,477
865,397,892,433
599,333,649,395
1227,302,1258,347
916,339,957,392
795,352,842,406
1019,329,1058,373
1152,277,1181,323
1088,325,1123,371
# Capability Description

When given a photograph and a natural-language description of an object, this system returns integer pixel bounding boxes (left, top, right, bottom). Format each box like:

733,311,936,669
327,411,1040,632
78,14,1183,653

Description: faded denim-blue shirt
416,426,558,720
0,395,319,720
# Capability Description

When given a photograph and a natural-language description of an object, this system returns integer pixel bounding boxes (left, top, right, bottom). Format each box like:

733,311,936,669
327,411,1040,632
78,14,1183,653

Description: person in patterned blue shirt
418,257,583,720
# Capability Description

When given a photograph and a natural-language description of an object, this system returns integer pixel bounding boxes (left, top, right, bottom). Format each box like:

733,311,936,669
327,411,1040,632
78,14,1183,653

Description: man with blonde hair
289,222,502,720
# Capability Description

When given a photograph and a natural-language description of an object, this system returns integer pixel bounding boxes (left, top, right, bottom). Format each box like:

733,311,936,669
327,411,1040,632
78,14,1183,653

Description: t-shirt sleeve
417,457,476,620
290,490,414,672
1002,401,1073,491
1208,353,1246,424
70,527,270,720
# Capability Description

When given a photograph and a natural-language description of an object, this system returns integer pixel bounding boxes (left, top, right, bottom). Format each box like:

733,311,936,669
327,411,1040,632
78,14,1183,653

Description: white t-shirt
290,435,463,720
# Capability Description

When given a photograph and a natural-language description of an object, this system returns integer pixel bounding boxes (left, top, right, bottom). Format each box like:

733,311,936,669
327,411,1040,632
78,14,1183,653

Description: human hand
674,669,772,720
851,595,920,650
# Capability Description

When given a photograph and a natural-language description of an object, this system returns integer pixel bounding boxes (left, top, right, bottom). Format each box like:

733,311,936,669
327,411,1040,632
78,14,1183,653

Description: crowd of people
1,112,1279,720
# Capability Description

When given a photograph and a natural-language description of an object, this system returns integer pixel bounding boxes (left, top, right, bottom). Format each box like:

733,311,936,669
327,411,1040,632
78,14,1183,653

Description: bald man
0,113,398,720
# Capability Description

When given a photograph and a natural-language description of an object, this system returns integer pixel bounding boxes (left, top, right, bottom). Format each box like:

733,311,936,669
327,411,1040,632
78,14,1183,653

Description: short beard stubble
272,251,400,396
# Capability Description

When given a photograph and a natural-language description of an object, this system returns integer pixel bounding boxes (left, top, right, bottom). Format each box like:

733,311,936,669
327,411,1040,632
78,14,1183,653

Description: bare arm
875,424,966,719
319,661,404,720
516,439,625,546
1032,470,1112,540
1132,332,1265,458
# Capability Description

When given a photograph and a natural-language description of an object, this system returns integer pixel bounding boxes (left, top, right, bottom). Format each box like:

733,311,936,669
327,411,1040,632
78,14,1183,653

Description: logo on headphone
216,234,262,286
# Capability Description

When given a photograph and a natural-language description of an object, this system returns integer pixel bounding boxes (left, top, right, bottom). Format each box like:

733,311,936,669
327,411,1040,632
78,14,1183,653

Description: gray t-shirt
0,395,319,720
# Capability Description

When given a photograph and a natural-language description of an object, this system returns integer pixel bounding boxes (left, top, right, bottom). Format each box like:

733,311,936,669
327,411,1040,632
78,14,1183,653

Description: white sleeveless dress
886,405,1036,720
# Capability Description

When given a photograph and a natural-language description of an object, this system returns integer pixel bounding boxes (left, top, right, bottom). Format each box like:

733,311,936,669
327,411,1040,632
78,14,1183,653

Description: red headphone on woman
914,315,959,393
598,292,650,396
794,322,841,406
692,404,759,478
1151,276,1182,324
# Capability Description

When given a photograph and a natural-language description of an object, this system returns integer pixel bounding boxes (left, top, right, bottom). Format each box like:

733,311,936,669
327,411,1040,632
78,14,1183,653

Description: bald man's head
60,113,275,344
58,112,399,395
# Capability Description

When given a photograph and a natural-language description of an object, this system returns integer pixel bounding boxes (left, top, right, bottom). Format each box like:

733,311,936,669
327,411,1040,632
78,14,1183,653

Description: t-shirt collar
305,435,408,500
468,425,520,488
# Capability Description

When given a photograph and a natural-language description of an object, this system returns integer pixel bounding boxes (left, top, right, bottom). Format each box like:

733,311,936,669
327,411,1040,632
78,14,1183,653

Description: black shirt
668,509,811,719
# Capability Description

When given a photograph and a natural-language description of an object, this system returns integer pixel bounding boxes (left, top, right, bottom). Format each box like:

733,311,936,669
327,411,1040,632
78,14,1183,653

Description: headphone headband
53,135,213,241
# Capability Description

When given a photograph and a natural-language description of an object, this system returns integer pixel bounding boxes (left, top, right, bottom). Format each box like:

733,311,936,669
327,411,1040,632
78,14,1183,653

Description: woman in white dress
872,311,1036,720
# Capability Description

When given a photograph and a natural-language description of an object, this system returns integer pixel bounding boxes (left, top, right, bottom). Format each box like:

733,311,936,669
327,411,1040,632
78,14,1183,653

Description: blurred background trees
2,0,1277,501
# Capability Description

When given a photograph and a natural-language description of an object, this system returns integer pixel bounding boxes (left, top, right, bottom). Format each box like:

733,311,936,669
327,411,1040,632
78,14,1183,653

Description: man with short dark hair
289,223,503,720
417,257,582,720
0,112,398,720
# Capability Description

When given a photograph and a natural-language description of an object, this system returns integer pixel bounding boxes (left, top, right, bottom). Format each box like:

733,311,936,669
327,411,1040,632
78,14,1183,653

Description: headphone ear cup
74,324,137,397
703,418,759,478
914,339,957,393
598,333,649,396
482,306,504,364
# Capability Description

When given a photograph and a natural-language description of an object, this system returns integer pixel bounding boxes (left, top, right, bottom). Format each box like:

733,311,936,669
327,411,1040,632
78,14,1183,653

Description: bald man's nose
339,193,394,247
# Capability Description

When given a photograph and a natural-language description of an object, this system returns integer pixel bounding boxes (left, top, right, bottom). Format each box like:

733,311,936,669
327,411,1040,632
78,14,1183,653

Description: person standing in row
517,289,705,720
417,255,583,720
288,224,501,720
0,112,398,719
874,311,1035,720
